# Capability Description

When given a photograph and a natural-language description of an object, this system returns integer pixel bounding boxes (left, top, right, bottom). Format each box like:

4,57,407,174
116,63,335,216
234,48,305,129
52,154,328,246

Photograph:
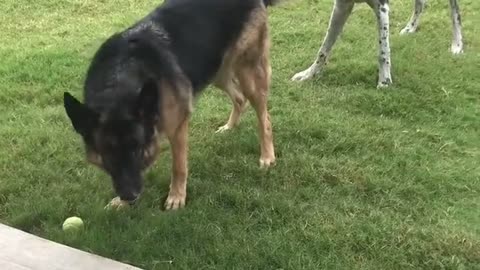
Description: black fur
64,0,271,202
263,0,281,6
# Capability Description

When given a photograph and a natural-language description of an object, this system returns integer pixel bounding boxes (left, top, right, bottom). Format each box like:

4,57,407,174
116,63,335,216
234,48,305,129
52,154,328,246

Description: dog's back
82,0,276,111
155,0,261,91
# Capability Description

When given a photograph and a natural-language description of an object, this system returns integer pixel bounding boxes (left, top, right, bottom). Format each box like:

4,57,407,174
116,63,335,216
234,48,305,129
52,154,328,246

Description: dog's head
63,80,160,202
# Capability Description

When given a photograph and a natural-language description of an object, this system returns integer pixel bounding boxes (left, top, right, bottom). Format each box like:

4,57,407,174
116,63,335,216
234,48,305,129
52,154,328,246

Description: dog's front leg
165,118,189,210
291,0,354,82
375,0,392,88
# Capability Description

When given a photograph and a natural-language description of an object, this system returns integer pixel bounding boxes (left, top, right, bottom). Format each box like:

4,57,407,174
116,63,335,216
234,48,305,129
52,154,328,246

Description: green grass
1,0,479,269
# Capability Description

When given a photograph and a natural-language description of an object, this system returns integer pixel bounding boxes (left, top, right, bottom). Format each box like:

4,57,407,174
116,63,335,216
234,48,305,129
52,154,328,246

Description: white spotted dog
292,0,392,88
400,0,463,54
291,0,464,88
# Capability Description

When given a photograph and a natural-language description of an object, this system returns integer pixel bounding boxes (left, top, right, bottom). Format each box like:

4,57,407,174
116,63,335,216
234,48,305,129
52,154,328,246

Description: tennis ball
62,216,84,232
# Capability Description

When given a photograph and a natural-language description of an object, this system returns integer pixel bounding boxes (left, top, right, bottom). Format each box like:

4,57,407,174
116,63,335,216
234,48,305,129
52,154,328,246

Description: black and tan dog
64,0,278,210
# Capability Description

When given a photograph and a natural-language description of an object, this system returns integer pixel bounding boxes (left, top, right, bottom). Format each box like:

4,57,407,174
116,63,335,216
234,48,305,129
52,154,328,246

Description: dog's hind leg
237,62,275,168
373,0,392,88
449,0,463,54
214,75,248,133
235,42,275,168
291,0,354,82
400,0,426,34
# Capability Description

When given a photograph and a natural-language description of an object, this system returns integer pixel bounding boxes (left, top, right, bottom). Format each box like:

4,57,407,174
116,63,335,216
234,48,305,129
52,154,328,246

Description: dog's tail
263,0,282,7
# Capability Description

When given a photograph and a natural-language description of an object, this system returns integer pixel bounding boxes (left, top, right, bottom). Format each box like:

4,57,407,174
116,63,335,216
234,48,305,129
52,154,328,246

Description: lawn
1,0,479,269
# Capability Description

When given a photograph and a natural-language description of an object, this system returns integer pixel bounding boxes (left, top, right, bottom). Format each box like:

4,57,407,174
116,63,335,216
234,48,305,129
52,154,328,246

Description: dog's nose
118,186,142,202
119,192,140,203
114,179,143,203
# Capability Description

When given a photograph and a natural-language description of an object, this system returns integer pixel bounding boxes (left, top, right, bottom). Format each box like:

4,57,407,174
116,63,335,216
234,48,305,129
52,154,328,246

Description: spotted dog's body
291,0,463,88
64,0,278,210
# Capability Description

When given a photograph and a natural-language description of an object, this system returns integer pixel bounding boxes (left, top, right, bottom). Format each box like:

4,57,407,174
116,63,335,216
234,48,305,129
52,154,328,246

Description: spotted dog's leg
449,0,464,54
291,0,354,82
373,0,392,88
400,0,426,34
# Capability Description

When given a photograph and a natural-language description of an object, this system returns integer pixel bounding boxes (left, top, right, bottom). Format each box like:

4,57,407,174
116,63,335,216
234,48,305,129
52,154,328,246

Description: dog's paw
451,43,464,55
377,80,392,89
164,192,186,210
400,26,416,35
215,124,232,133
377,82,392,89
104,197,130,211
259,156,276,169
291,67,318,82
377,76,393,89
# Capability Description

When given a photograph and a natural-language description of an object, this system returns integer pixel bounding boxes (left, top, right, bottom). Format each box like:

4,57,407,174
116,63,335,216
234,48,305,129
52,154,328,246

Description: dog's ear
64,92,99,136
135,79,159,124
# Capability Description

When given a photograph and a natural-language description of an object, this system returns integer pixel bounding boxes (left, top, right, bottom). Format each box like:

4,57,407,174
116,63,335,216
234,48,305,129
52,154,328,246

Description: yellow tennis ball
62,216,84,232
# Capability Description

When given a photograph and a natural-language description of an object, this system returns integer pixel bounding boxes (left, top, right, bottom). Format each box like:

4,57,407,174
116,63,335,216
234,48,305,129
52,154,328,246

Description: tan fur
214,7,276,167
143,76,193,171
156,80,191,210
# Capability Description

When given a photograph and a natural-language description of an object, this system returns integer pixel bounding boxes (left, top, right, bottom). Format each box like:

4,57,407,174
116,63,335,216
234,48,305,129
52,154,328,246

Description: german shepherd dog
64,0,278,210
